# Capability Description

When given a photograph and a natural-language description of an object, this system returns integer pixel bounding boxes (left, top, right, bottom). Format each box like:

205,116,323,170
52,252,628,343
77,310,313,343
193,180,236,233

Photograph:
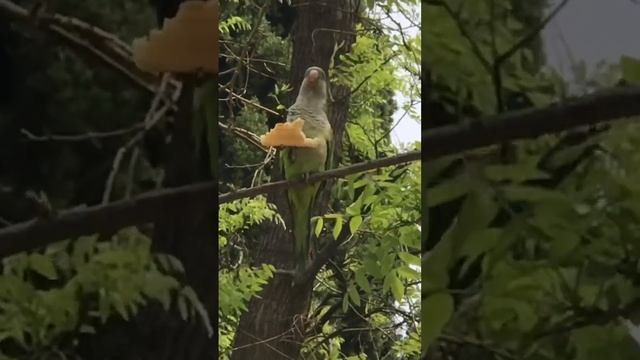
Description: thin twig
20,124,145,142
102,75,176,204
251,147,277,187
219,86,281,116
491,0,572,117
495,0,571,67
1,0,266,156
439,0,492,73
218,121,267,152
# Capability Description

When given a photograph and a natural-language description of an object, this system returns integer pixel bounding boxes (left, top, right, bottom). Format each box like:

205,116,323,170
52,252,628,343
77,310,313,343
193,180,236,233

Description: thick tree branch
0,183,215,258
0,151,418,257
219,150,421,204
424,85,640,160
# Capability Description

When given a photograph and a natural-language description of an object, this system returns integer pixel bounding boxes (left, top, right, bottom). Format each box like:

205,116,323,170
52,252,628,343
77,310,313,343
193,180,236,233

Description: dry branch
20,125,145,142
0,0,261,152
0,0,161,92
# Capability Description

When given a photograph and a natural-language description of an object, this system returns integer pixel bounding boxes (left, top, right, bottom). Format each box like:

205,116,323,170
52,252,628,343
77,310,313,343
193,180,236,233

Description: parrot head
298,66,328,107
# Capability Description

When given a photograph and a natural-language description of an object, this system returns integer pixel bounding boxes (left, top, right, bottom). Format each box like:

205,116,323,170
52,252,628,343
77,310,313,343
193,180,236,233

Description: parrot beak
307,69,319,87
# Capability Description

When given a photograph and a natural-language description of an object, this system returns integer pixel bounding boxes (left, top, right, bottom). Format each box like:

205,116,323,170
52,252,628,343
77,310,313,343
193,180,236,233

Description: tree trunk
231,1,357,359
150,75,217,360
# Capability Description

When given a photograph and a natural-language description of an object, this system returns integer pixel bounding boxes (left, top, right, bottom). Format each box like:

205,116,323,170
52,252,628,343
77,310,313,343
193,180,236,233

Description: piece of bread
132,0,218,74
261,118,318,148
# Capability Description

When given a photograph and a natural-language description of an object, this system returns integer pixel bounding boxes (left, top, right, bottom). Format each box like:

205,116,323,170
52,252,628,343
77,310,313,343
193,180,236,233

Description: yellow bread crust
132,0,218,74
260,118,318,148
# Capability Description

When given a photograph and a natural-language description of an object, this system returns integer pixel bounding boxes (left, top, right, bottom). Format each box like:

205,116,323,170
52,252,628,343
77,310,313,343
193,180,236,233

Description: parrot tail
288,182,321,274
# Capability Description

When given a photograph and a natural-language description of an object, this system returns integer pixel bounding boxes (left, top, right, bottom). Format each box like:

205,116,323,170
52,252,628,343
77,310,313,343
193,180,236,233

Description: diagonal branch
0,182,216,258
20,125,145,142
0,151,420,257
218,121,267,152
424,85,640,161
219,150,421,204
495,0,571,67
492,0,571,114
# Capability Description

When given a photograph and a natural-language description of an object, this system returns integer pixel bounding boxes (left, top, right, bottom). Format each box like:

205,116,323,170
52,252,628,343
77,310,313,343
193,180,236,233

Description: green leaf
347,285,361,306
314,217,324,238
366,0,375,10
621,55,640,84
354,268,372,293
384,270,404,302
458,228,502,276
178,295,188,321
423,234,452,292
398,252,420,267
342,292,350,313
72,235,97,267
98,290,110,323
332,216,343,240
166,255,185,274
502,185,569,204
182,286,213,337
426,174,469,207
484,158,549,182
363,258,382,279
29,253,57,280
380,253,395,274
397,265,420,280
349,215,363,234
548,227,581,261
422,292,454,351
111,293,129,320
45,239,70,255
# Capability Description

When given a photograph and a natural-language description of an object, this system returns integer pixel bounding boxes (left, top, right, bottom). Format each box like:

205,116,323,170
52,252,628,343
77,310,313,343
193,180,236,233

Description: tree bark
148,75,217,360
231,1,357,359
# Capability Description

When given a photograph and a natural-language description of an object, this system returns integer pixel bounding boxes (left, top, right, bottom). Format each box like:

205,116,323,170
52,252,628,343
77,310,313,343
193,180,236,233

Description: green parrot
281,66,333,275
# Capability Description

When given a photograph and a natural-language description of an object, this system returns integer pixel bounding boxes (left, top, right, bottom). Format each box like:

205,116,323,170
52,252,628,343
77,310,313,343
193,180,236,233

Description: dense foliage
425,0,640,359
218,0,421,358
1,0,213,358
